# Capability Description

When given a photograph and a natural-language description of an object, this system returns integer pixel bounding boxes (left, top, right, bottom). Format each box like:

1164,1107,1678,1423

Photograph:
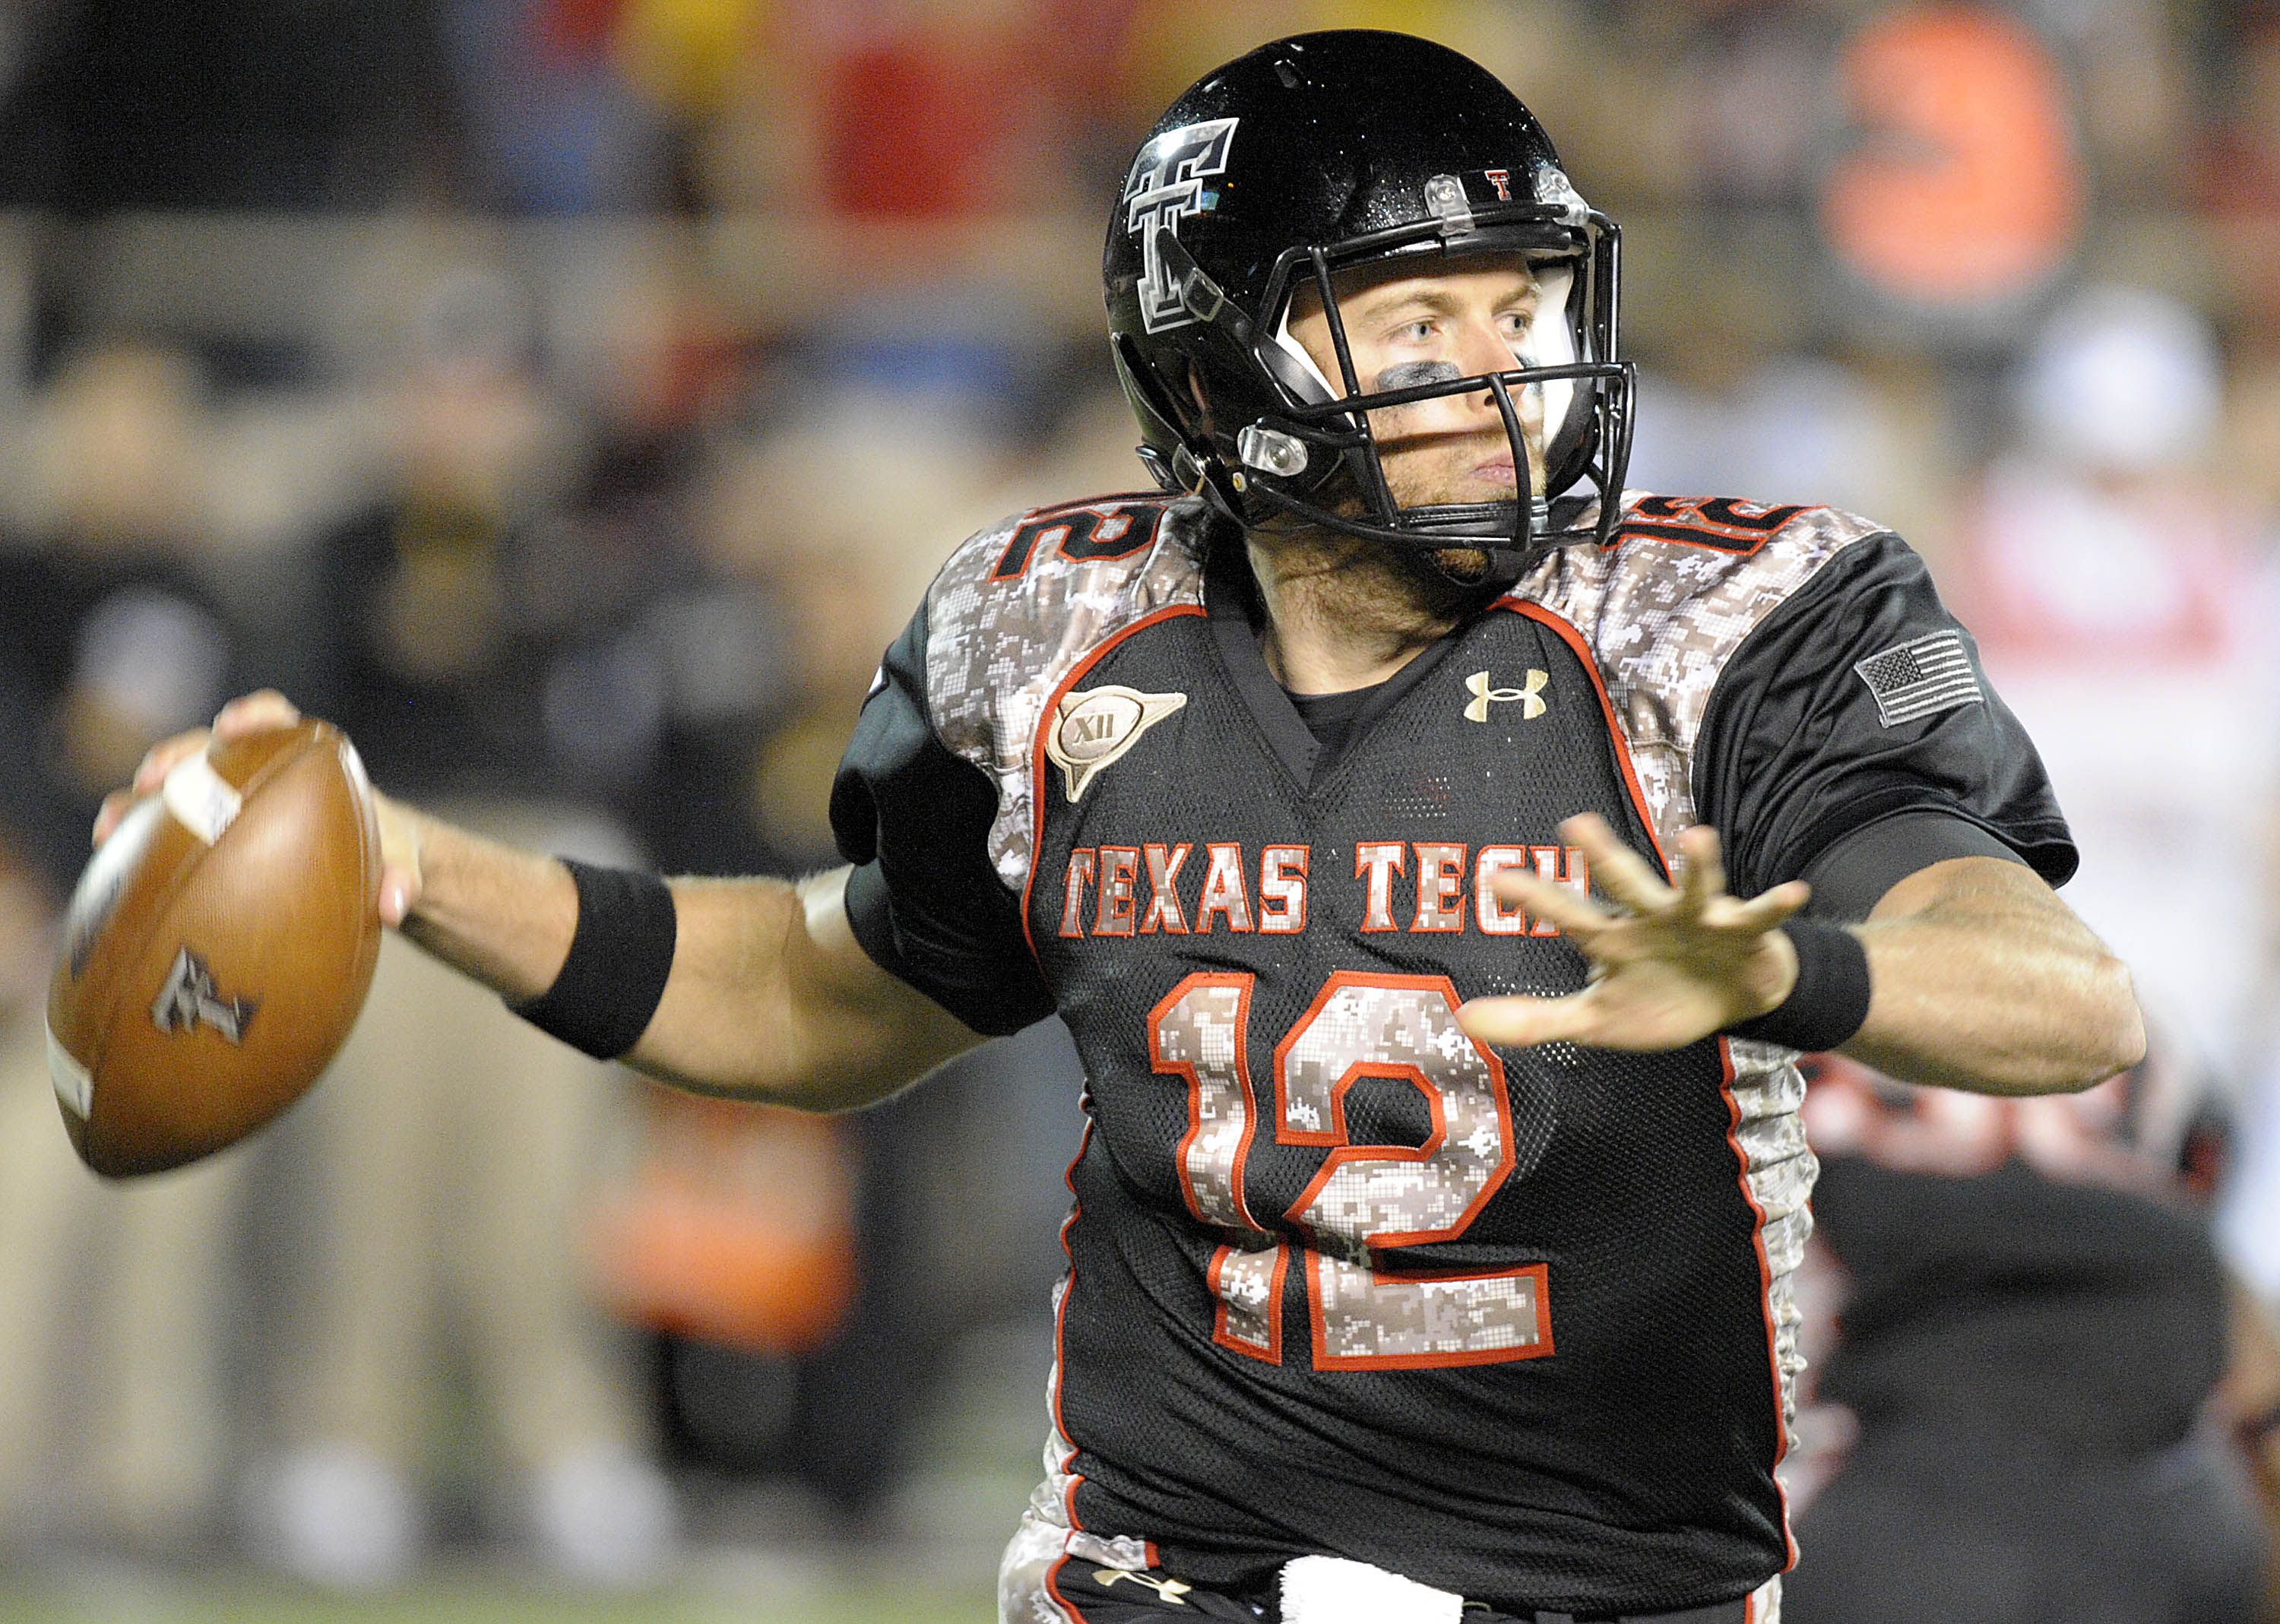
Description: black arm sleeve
1800,808,2029,923
828,599,1055,1037
1696,531,2076,907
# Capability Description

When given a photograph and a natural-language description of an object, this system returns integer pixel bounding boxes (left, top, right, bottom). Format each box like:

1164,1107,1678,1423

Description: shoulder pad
1510,492,1896,855
930,493,1192,593
920,492,1211,889
1525,490,1894,626
1606,492,1889,560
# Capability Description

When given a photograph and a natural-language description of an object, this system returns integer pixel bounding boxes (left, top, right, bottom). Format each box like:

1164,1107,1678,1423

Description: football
46,720,385,1177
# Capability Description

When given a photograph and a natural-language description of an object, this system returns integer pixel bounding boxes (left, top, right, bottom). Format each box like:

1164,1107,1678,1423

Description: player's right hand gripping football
93,691,425,926
1457,813,1811,1053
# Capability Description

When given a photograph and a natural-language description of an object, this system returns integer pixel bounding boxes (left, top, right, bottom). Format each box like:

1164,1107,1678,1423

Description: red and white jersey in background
1946,455,2280,1078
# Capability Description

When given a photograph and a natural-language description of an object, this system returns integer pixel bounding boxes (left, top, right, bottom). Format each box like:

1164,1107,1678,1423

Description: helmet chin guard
1104,31,1639,588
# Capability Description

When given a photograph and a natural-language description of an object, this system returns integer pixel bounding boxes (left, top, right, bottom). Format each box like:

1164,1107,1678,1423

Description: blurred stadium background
0,0,2277,1619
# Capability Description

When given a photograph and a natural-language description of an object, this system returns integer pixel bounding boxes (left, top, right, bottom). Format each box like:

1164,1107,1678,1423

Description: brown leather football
46,720,384,1176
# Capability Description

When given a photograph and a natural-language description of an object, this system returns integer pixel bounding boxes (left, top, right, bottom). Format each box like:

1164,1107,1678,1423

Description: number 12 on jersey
1148,971,1553,1372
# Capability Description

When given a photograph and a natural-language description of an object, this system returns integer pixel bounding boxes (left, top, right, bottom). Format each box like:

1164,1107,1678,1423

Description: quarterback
108,32,2142,1624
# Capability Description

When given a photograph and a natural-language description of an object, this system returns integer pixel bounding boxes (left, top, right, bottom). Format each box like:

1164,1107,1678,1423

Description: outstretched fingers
1486,865,1613,942
1560,812,1670,913
1673,825,1727,915
1457,988,1601,1049
1468,819,1815,1055
1720,878,1812,933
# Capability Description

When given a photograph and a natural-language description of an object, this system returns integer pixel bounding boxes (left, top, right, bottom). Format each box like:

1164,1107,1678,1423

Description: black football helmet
1104,30,1635,584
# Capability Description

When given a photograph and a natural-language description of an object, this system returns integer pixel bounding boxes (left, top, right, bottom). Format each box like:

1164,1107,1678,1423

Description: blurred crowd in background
0,0,2278,1607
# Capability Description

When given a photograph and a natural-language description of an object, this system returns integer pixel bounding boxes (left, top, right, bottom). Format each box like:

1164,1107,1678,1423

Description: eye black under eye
1375,359,1463,390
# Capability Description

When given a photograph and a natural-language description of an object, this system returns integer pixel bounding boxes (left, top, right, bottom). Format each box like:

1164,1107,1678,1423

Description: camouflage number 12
1148,971,1553,1372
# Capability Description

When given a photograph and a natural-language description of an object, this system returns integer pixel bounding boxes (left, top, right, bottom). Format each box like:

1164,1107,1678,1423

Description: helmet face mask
1104,31,1638,587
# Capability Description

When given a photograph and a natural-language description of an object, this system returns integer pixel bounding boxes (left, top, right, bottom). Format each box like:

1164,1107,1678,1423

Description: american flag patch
1853,630,1982,727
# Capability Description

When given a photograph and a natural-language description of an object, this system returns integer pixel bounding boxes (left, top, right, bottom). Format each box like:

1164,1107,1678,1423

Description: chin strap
1401,499,1537,594
1401,499,1529,538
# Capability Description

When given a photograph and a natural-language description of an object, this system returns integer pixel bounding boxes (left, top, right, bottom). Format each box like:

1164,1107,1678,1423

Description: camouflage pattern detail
1155,977,1258,1230
1728,1038,1819,1452
1279,979,1553,1365
1002,1481,1154,1624
1514,493,1889,1455
1281,979,1510,1249
922,496,1213,892
1212,1243,1281,1354
1513,493,1889,856
999,1505,1081,1624
1312,1252,1549,1365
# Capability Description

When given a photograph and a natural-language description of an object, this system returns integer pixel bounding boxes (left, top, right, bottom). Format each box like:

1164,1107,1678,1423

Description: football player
105,32,2144,1624
1784,1044,2278,1624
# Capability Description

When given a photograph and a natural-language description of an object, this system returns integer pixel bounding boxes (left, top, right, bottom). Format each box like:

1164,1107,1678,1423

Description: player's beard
1386,537,1501,616
1242,390,1547,634
1373,397,1544,592
1249,519,1493,647
1294,421,1534,619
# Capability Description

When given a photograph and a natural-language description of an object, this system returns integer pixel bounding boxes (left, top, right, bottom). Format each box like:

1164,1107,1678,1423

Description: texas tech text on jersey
1050,840,1589,940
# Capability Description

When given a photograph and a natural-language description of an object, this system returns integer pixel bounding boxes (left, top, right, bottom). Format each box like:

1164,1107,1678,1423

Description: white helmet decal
1124,118,1240,334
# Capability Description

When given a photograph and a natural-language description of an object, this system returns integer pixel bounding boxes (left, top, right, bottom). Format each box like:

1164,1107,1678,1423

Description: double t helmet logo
1125,118,1240,334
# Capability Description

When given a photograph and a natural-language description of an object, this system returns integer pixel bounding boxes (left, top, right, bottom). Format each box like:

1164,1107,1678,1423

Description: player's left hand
1457,814,1810,1052
93,689,426,927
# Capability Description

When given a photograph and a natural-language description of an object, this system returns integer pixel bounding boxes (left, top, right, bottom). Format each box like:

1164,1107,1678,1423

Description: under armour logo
1464,669,1547,723
150,946,257,1044
1124,118,1239,334
1093,1569,1192,1604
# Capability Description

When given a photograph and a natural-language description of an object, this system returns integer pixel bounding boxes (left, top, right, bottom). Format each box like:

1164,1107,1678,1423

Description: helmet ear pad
1256,336,1335,409
1541,372,1601,495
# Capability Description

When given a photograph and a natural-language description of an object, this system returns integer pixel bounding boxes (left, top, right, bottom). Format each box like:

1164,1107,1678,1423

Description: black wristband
1726,918,1871,1053
508,860,678,1060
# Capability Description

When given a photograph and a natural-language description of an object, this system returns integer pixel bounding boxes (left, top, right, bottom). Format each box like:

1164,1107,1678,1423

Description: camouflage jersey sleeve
1693,527,2077,907
828,494,1213,1036
829,589,1056,1035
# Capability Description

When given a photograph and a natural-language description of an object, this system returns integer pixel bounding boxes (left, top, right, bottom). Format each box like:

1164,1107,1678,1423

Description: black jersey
831,492,2073,1616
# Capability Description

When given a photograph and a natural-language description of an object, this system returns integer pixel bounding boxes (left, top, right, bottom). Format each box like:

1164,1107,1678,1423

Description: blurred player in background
1943,283,2280,1094
228,276,677,1589
0,340,263,1559
102,30,2143,1624
1785,1045,2280,1624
